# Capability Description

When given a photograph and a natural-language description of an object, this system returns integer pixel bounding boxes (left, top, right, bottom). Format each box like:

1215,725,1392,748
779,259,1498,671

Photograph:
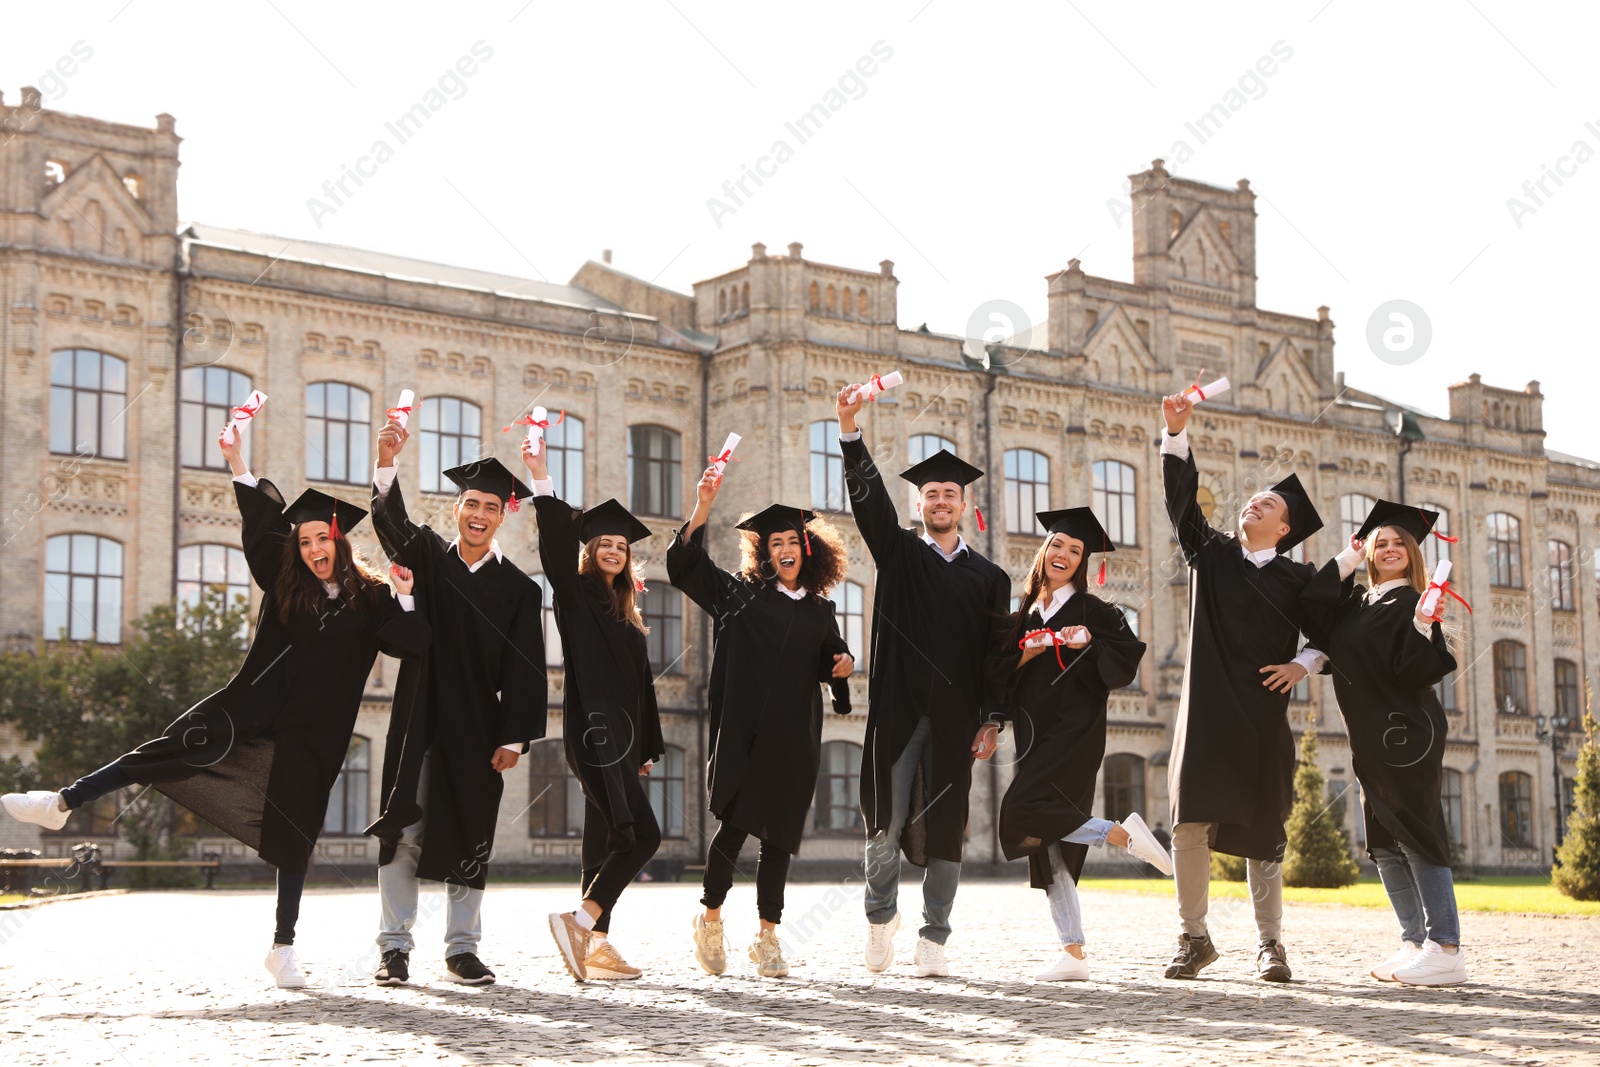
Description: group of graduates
2,381,1468,990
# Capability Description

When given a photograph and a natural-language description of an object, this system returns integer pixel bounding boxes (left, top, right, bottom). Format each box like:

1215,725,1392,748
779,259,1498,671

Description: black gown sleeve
1162,445,1221,566
532,493,585,607
839,434,904,567
370,475,447,570
817,599,853,715
1081,596,1148,694
235,477,289,591
1298,559,1358,653
494,578,549,749
1388,591,1458,690
981,568,1017,726
666,522,748,621
373,588,431,660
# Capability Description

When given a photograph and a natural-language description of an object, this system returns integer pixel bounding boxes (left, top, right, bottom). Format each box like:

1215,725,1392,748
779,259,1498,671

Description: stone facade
1,95,1593,873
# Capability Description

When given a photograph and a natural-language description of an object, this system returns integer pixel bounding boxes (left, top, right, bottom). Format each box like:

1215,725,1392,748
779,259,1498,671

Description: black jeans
700,822,793,924
59,761,134,810
275,869,307,946
579,771,661,935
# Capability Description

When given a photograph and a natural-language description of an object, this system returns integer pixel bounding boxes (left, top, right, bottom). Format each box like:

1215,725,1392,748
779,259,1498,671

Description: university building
1,88,1594,875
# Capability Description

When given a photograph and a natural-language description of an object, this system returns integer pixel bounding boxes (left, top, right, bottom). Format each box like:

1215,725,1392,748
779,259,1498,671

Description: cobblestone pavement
2,880,1597,1066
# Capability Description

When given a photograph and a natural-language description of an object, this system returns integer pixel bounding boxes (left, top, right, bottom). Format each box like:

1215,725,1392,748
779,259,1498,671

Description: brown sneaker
693,914,728,975
548,911,592,982
1257,939,1292,983
748,929,789,978
584,938,643,980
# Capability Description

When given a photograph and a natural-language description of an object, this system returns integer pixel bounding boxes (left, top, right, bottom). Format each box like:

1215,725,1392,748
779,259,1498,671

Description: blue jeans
1044,819,1115,947
863,716,962,945
376,752,484,958
60,761,134,809
1372,843,1461,946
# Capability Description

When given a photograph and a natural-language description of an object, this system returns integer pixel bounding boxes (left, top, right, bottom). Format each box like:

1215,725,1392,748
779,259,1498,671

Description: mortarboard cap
443,457,534,508
1263,472,1323,554
898,448,985,489
1356,499,1441,544
578,498,653,544
285,488,366,540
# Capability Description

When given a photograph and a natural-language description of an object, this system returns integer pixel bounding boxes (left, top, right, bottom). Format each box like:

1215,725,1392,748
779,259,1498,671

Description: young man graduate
1160,390,1328,983
835,384,1013,978
364,418,547,987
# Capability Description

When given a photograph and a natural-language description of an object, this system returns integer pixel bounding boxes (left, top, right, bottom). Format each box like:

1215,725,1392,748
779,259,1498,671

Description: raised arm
1160,393,1219,565
1298,542,1364,651
494,576,549,750
373,566,431,660
522,436,586,604
666,467,746,617
837,384,904,565
218,429,291,591
371,417,445,568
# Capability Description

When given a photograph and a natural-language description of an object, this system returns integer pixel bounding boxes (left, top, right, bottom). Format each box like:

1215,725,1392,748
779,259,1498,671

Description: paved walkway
2,881,1596,1065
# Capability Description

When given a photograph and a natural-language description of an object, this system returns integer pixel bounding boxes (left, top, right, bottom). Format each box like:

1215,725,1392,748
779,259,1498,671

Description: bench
0,844,223,895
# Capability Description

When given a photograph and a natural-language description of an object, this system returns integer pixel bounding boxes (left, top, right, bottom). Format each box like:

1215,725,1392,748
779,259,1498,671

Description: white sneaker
1120,812,1174,876
1036,950,1091,982
913,937,949,977
865,913,900,973
265,945,307,989
1370,940,1421,982
2,791,71,831
1392,940,1468,987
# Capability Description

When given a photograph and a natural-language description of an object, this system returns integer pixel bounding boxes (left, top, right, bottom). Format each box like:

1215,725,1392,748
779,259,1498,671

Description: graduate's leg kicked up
3,760,136,831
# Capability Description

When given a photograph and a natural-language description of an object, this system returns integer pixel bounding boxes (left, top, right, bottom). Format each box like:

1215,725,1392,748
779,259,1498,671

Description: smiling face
1239,490,1292,547
297,521,335,582
592,534,630,578
915,482,966,534
1042,533,1083,588
453,490,505,550
1368,525,1413,583
766,530,803,588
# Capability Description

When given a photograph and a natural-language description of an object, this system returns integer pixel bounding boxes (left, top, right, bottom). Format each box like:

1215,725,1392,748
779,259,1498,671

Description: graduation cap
1355,499,1453,545
899,449,989,532
1255,473,1323,554
737,504,817,556
443,457,535,513
285,488,366,540
578,498,653,545
1036,507,1115,586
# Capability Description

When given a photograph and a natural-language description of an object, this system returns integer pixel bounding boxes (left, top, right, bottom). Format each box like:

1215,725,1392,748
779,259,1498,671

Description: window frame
641,584,685,675
304,381,373,486
417,396,484,495
44,533,124,644
525,738,584,838
1486,512,1523,588
1493,639,1529,715
1003,448,1051,535
1101,753,1147,822
829,579,866,666
180,366,254,471
628,424,682,519
812,739,864,835
545,413,585,508
1499,771,1534,848
810,419,849,514
1091,459,1139,547
50,349,128,460
646,744,686,838
321,735,372,836
1548,539,1576,612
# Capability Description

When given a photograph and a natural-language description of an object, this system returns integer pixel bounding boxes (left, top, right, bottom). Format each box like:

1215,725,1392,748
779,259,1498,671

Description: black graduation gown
996,592,1146,889
1300,565,1457,868
533,493,664,853
666,522,851,855
121,478,430,875
840,435,1014,865
365,479,546,890
1163,447,1322,862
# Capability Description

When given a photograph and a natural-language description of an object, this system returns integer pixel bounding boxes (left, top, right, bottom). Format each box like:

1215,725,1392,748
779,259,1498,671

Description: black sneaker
1257,939,1291,983
375,949,410,986
1163,933,1219,980
445,952,496,986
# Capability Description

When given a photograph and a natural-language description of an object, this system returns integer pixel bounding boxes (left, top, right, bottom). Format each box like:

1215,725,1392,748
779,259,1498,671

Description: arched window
526,738,583,838
825,284,836,314
1554,659,1580,722
322,736,371,835
842,287,854,318
829,579,866,665
305,382,371,484
545,413,585,508
1441,767,1464,850
180,366,253,470
1487,512,1523,587
44,534,122,643
1092,460,1138,546
907,434,956,464
1419,503,1451,571
740,282,749,312
50,349,127,459
646,744,686,838
810,419,849,513
813,740,863,833
418,397,483,494
1493,639,1528,715
1102,753,1146,821
1003,449,1050,535
530,574,563,668
628,424,681,518
717,289,727,318
1339,493,1378,547
1499,771,1533,847
1549,540,1575,611
642,584,684,675
1119,606,1142,689
809,281,820,311
858,289,869,321
176,543,250,622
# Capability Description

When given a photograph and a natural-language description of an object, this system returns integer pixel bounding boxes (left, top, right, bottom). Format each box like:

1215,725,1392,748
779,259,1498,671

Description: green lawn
1080,874,1600,916
0,894,26,906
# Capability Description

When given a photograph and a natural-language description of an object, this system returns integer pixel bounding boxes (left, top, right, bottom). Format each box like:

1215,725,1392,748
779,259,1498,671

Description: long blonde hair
579,536,648,633
1364,525,1429,592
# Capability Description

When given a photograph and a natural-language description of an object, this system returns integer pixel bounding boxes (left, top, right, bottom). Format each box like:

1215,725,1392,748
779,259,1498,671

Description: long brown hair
1364,525,1429,593
1017,532,1090,626
274,526,387,623
579,536,648,633
737,515,849,598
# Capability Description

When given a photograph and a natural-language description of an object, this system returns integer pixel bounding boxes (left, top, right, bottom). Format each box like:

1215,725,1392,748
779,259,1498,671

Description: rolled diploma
1024,629,1062,650
393,389,415,428
221,390,267,445
1419,559,1452,617
711,432,741,476
851,370,904,403
525,405,549,454
1184,376,1230,403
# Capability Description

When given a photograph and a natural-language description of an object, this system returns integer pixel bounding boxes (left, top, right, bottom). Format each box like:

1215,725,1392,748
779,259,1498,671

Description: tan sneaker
548,911,592,982
584,938,643,980
749,929,789,978
693,914,728,975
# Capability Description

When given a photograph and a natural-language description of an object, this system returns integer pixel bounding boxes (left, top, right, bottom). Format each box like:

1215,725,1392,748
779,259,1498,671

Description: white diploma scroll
1420,559,1452,617
525,405,550,455
392,389,416,428
710,432,741,476
1183,376,1231,404
221,390,268,446
850,370,904,403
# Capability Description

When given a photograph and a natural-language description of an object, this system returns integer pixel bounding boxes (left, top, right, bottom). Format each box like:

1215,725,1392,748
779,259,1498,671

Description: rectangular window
629,426,681,518
642,585,684,675
181,367,253,470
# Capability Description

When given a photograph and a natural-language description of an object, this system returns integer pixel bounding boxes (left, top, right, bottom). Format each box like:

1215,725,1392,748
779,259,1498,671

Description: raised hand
697,465,722,505
1162,393,1193,435
389,563,414,595
521,435,549,480
216,426,246,476
377,418,409,466
837,383,865,433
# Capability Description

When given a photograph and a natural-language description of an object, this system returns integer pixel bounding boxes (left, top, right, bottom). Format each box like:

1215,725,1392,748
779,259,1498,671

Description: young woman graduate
1298,499,1466,987
996,508,1170,982
2,429,429,989
522,437,664,983
667,466,855,979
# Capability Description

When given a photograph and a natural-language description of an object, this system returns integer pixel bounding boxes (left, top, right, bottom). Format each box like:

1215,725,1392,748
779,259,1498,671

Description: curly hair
275,526,388,623
737,513,849,598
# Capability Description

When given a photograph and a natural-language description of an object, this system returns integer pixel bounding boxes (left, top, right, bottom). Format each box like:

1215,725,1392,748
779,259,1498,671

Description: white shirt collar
774,582,808,601
921,531,967,562
1240,542,1278,568
1040,583,1075,619
1366,577,1411,603
321,581,340,597
448,537,503,573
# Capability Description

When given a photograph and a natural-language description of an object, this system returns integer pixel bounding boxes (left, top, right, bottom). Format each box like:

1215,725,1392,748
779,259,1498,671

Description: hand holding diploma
504,405,562,456
387,389,419,428
1182,375,1230,404
1418,559,1472,624
221,390,267,446
708,432,741,479
849,370,903,405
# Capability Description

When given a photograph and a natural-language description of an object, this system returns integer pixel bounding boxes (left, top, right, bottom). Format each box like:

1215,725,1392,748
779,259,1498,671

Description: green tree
0,591,249,884
1553,711,1600,901
1210,852,1247,881
1282,729,1360,888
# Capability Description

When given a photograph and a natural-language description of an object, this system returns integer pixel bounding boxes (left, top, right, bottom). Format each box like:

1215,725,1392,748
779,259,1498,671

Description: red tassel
803,527,812,556
506,489,521,513
329,509,341,540
1097,558,1106,586
634,575,646,593
975,506,986,533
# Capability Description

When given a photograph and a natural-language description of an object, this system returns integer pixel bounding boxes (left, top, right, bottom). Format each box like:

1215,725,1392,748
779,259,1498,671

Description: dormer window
123,173,143,200
45,160,68,186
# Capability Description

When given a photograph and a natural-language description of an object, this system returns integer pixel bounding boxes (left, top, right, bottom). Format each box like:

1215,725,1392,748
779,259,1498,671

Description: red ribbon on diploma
1426,578,1472,622
230,395,266,423
1019,628,1068,671
502,409,565,434
1183,367,1208,403
386,399,422,422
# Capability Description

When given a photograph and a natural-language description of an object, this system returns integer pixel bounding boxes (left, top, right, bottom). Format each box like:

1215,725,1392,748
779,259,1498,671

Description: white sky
6,1,1597,456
